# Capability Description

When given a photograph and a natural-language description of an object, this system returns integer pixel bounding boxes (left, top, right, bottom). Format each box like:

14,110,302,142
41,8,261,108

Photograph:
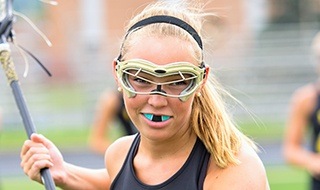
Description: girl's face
116,36,199,141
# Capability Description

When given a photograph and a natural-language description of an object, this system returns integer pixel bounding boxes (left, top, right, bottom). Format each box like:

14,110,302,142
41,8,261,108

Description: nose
147,94,168,108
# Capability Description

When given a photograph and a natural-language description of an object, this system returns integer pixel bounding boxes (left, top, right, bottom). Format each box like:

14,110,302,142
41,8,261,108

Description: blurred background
1,0,319,189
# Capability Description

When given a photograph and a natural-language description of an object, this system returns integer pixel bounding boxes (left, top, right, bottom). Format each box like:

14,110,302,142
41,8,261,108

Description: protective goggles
116,59,206,101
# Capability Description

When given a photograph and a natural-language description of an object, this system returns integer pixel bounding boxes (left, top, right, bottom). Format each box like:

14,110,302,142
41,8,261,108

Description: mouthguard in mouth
144,113,171,122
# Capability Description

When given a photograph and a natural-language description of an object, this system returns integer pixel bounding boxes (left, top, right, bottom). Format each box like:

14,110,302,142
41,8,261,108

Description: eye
134,77,150,84
169,80,187,86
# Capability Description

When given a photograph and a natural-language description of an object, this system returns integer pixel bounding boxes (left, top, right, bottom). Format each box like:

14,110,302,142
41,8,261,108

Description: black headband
117,15,204,61
127,15,203,50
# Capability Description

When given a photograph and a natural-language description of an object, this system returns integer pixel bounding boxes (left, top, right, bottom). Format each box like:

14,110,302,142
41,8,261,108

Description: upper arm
284,86,315,149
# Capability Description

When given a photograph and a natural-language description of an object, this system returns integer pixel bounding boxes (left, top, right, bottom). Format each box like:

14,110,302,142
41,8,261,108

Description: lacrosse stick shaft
0,44,56,190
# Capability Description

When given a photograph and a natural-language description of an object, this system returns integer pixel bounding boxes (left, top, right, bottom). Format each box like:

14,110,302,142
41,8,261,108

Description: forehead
125,36,197,66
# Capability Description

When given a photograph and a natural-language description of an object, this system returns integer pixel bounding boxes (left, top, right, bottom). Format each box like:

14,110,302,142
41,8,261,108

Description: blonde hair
120,0,256,168
192,76,257,168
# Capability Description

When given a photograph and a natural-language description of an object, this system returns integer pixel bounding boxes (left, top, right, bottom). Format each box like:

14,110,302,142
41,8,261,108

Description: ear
112,59,120,86
197,66,210,93
203,66,210,83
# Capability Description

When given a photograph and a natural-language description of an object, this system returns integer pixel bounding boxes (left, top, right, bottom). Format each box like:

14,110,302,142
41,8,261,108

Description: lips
143,113,171,122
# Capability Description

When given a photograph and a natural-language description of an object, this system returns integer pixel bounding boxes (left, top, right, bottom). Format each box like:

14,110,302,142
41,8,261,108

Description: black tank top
309,91,320,153
308,86,320,190
116,95,137,135
110,134,210,190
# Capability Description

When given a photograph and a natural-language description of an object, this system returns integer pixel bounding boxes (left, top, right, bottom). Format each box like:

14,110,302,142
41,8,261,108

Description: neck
139,130,197,160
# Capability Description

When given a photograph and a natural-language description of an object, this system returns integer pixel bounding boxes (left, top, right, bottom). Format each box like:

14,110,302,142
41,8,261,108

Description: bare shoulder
105,135,136,181
96,90,121,112
235,141,269,189
291,83,316,104
205,140,270,190
290,83,317,114
100,90,120,105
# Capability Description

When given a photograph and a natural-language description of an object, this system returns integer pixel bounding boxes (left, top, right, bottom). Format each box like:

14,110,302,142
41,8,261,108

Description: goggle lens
124,69,196,96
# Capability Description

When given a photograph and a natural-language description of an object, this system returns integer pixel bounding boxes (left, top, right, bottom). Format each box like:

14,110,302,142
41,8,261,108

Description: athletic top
110,134,210,190
116,94,137,135
308,85,320,190
309,89,320,152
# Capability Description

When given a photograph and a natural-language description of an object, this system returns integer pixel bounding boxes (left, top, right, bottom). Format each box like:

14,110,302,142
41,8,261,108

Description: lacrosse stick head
0,0,14,43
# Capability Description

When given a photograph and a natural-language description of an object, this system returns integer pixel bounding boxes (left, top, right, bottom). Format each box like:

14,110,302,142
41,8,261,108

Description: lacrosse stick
0,0,56,189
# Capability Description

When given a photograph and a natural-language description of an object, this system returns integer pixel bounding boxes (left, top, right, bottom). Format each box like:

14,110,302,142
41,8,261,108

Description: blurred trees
268,0,320,24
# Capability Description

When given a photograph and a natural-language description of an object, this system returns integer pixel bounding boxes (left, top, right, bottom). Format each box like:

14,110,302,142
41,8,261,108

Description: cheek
173,97,194,116
123,96,142,118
